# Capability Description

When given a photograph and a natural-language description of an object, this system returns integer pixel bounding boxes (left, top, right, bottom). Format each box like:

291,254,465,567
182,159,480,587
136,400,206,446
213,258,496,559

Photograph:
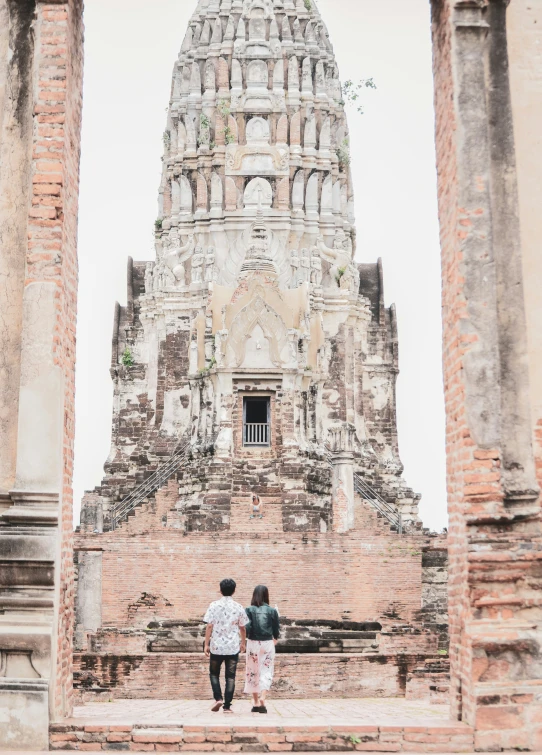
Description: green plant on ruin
349,736,362,745
198,356,217,377
162,130,171,148
198,113,211,148
154,218,163,232
336,266,347,284
209,140,216,151
304,0,312,10
304,365,313,371
218,99,235,145
336,138,351,169
121,348,134,368
341,78,377,115
438,649,448,656
217,100,230,119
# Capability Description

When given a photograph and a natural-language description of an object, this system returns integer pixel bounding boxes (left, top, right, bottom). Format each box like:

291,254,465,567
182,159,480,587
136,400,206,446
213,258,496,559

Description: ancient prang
84,0,419,534
73,0,447,701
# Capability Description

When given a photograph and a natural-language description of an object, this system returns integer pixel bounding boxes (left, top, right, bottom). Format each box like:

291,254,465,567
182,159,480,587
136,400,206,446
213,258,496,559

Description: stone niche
227,116,289,176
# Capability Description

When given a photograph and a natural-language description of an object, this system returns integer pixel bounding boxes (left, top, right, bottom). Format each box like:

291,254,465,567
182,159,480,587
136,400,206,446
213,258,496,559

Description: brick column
329,423,355,533
0,0,84,748
431,0,542,748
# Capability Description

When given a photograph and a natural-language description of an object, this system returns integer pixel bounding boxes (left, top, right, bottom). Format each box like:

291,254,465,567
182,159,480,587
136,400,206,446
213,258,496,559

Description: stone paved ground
73,698,452,727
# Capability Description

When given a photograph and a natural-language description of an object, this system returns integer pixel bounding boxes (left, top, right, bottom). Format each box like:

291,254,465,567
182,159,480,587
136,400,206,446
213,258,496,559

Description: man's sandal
211,701,223,712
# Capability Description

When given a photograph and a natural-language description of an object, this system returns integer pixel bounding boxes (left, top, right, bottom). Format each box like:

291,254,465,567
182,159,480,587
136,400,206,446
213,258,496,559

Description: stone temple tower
81,0,420,535
74,0,451,703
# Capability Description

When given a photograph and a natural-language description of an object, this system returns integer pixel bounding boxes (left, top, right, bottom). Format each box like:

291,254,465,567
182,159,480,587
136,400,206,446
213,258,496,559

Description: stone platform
74,652,449,702
50,699,474,752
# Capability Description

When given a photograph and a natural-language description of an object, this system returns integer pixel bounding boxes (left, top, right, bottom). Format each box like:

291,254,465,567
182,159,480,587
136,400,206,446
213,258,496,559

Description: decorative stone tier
50,719,474,753
142,618,384,654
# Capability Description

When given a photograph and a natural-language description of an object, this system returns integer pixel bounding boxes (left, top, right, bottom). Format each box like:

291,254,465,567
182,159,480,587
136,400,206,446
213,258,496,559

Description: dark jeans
209,653,239,710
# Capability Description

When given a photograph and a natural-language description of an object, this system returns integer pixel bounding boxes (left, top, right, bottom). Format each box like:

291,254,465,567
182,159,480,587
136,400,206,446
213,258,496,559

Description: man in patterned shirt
204,578,249,713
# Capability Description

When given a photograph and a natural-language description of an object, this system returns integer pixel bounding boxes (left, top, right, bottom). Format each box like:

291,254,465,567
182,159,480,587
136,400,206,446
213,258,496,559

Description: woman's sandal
259,701,268,714
251,706,260,713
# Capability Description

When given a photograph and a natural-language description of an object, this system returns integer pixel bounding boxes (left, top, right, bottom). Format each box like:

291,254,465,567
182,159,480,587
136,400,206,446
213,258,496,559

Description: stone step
50,721,474,752
229,502,283,533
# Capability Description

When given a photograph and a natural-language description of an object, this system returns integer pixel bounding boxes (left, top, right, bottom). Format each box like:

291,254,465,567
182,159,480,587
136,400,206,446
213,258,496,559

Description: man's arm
204,623,213,657
239,625,246,653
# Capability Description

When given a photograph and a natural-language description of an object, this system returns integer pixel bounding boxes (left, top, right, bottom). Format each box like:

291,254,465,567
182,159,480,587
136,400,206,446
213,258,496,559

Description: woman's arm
272,608,280,642
245,607,252,639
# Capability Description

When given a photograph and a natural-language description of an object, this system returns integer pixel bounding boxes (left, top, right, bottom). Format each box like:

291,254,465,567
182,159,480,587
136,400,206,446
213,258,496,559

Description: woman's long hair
251,584,270,607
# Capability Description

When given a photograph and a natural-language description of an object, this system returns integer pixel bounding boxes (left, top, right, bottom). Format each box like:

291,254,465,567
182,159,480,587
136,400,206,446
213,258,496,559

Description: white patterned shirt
203,597,249,655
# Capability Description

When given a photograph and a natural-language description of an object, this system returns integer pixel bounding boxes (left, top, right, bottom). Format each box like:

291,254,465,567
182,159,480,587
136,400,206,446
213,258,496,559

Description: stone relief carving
299,248,311,283
310,250,323,286
244,177,273,210
226,295,289,368
246,116,270,144
191,245,205,284
205,246,217,283
241,323,274,368
247,60,268,86
164,233,195,285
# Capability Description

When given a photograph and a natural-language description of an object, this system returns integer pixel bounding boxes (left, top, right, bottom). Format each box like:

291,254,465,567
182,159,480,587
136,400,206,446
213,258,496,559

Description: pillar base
0,679,49,751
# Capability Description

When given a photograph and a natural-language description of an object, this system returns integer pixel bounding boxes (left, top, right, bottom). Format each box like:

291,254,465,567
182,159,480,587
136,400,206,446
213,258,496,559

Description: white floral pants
244,640,276,693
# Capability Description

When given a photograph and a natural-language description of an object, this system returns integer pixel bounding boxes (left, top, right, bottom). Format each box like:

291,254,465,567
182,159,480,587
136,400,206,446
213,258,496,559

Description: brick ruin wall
73,653,438,702
74,476,449,702
89,531,425,630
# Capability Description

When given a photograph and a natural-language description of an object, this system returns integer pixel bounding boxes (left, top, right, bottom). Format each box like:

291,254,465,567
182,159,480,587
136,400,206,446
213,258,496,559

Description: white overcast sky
74,0,447,531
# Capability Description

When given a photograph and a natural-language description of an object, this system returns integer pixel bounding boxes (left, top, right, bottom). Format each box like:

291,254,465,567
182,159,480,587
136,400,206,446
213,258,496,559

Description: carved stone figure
310,250,322,286
299,248,311,283
205,246,216,283
191,245,205,283
165,233,195,284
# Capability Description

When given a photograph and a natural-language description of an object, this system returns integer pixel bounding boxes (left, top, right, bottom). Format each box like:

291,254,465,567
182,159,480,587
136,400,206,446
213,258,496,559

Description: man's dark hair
251,584,270,607
220,578,236,596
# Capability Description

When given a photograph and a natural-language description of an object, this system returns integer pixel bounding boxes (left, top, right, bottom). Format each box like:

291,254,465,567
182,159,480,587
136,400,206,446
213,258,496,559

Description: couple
204,578,280,714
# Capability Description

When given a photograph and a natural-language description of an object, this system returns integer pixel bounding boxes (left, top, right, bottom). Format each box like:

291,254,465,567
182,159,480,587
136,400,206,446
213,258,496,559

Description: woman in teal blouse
244,585,280,714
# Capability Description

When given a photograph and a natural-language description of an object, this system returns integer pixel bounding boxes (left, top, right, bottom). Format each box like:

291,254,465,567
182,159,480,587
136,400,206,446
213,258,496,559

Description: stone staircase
232,457,282,498
353,493,400,535
229,497,283,532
